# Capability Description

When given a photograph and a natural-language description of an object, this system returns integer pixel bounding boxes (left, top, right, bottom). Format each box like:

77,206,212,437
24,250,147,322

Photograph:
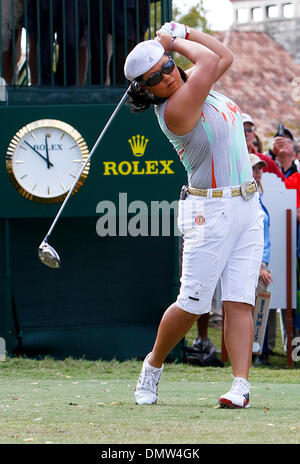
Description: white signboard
261,173,297,309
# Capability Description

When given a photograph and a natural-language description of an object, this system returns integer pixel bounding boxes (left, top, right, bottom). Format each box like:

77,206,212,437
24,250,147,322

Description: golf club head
38,240,61,269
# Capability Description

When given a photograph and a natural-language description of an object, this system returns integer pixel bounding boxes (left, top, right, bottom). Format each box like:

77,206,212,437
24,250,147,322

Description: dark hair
126,63,188,114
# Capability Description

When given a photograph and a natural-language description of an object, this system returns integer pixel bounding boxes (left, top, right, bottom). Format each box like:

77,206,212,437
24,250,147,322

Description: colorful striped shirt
155,90,252,189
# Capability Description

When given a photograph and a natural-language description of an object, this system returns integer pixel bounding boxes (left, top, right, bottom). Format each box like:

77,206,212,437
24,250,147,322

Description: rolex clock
6,119,90,203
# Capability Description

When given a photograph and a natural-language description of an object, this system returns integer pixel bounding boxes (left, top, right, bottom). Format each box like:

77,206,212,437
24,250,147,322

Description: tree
173,3,210,33
173,2,211,70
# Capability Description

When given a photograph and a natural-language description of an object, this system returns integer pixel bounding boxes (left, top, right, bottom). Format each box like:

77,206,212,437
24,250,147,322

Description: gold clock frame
6,119,90,204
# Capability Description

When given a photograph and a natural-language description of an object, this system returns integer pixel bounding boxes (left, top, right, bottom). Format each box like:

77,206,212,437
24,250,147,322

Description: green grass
0,314,300,444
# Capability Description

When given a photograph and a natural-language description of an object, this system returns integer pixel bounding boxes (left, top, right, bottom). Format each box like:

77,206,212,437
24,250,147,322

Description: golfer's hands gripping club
159,21,189,39
156,21,190,52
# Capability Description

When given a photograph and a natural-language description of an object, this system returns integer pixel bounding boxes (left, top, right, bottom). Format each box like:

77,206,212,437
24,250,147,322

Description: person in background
1,0,24,85
250,154,273,365
27,0,87,86
178,237,223,367
273,135,297,179
185,286,224,368
242,113,285,182
275,129,299,352
267,126,294,162
284,162,300,351
242,113,280,356
90,0,152,86
284,170,300,221
192,289,220,355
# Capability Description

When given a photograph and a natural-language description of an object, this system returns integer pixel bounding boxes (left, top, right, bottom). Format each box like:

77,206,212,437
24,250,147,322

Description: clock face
6,119,90,203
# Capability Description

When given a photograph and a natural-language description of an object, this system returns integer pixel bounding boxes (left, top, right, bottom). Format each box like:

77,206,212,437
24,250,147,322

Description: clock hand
24,140,54,167
45,135,51,169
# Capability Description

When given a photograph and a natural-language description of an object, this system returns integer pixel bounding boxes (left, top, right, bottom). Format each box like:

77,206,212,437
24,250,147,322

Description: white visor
124,40,165,81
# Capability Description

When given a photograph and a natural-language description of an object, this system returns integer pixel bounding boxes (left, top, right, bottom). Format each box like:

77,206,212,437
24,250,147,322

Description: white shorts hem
221,296,255,307
176,300,211,316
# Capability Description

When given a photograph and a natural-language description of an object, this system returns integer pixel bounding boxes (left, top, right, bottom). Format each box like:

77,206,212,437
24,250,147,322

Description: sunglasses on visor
138,59,176,87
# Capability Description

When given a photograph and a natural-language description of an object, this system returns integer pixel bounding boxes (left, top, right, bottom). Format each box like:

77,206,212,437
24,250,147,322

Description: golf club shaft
43,86,130,242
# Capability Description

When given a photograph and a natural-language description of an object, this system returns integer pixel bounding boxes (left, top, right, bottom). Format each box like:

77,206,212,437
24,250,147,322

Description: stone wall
231,0,300,63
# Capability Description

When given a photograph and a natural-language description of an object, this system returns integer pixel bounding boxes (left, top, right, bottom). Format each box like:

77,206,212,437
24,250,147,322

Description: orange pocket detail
195,214,205,226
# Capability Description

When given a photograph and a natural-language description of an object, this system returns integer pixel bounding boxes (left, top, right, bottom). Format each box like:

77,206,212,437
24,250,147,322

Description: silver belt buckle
241,181,256,201
180,185,188,200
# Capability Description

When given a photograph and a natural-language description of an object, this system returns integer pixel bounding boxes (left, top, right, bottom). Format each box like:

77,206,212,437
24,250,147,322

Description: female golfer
124,22,264,408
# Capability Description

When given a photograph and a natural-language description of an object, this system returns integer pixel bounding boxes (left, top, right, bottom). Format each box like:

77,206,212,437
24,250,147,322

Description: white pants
176,190,264,315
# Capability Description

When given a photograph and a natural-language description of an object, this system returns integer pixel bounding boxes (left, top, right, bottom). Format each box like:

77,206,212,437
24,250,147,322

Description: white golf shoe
218,377,250,409
134,353,164,405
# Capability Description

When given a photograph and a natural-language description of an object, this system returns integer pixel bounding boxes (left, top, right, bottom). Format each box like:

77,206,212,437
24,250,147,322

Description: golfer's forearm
187,29,233,80
172,37,220,72
188,29,232,61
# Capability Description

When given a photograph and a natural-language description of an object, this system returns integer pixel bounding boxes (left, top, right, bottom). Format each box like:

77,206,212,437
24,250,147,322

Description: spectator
178,237,223,367
185,287,224,368
242,113,280,355
55,0,87,86
293,139,300,172
273,135,297,178
242,113,285,181
269,126,297,350
193,313,215,353
284,163,300,350
27,0,87,86
267,125,294,161
90,0,152,86
250,154,273,366
185,316,224,366
26,0,53,85
284,172,300,221
1,0,24,85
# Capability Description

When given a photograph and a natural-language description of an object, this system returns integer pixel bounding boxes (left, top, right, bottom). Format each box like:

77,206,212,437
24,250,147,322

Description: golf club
38,85,131,269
